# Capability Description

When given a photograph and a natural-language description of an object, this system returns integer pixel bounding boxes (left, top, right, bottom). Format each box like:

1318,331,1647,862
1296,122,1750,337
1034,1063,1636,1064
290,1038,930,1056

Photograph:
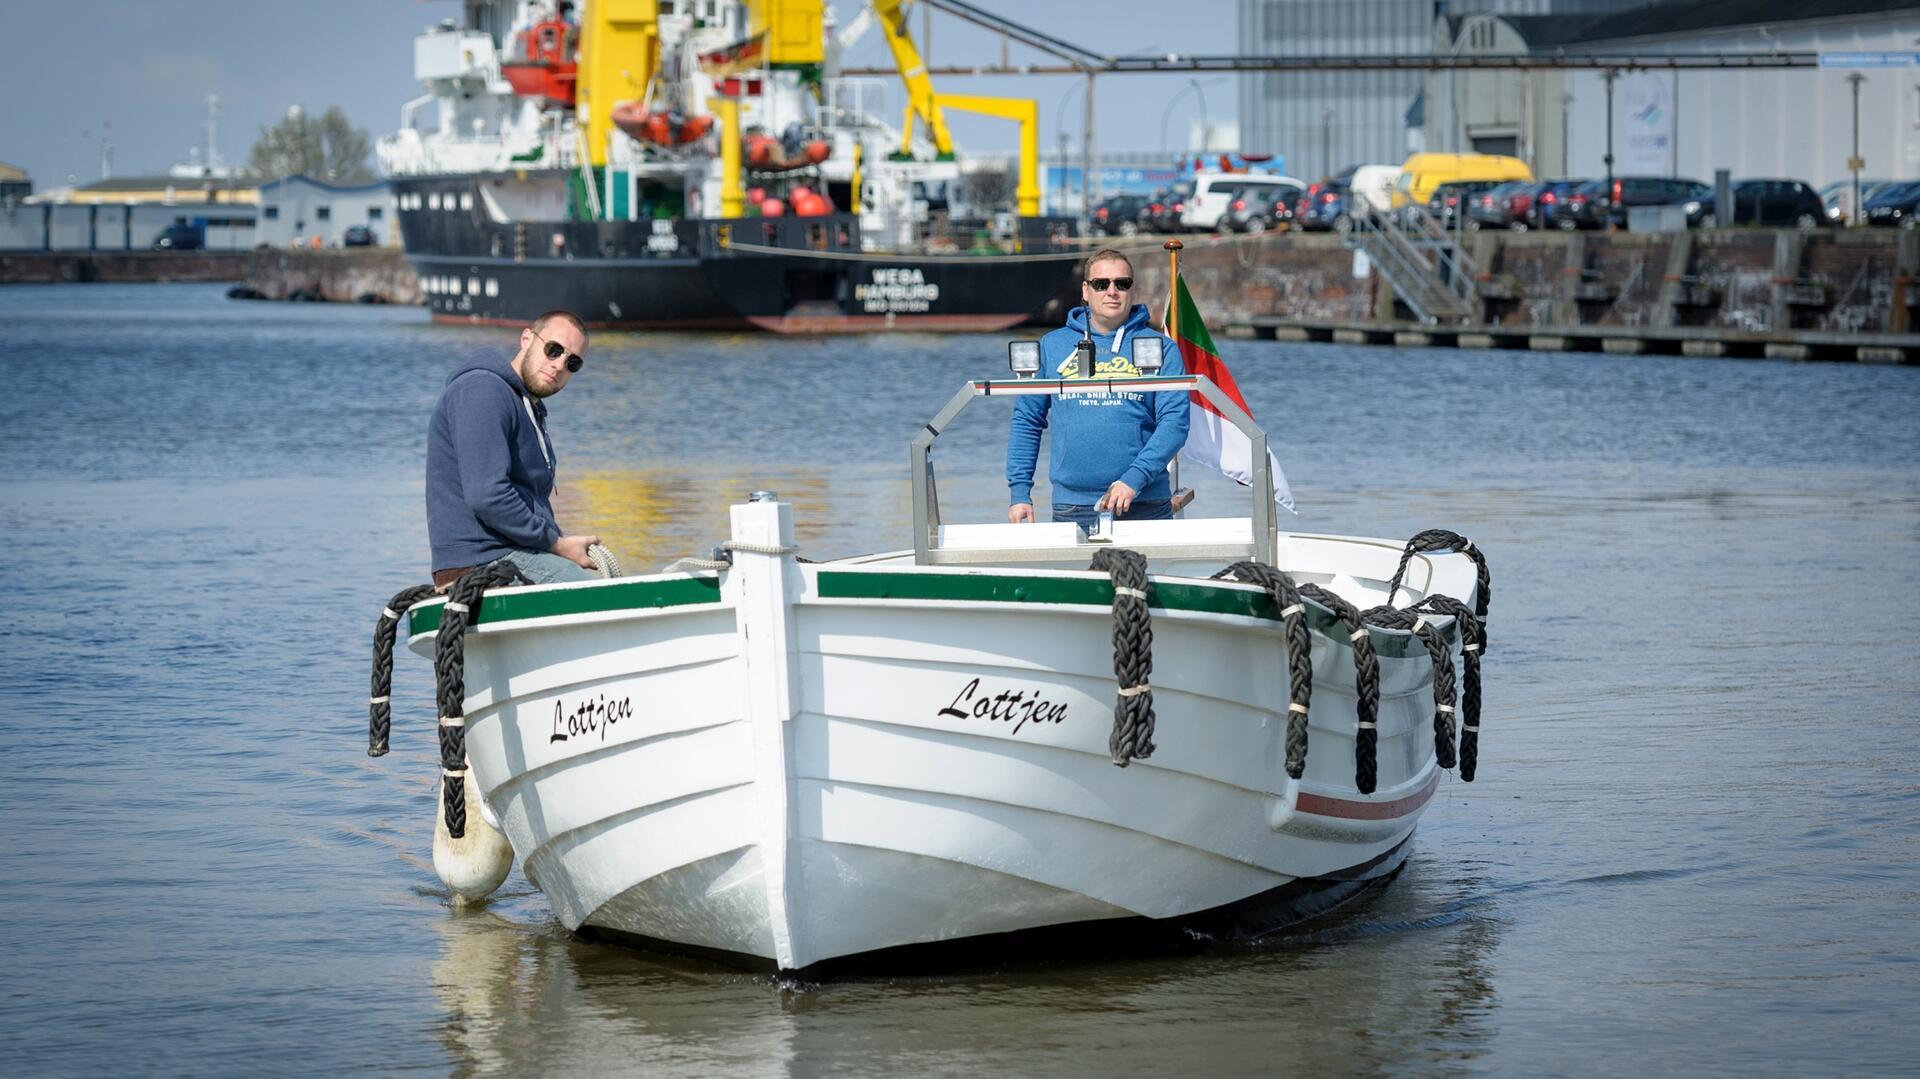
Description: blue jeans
500,548,596,584
1051,499,1173,533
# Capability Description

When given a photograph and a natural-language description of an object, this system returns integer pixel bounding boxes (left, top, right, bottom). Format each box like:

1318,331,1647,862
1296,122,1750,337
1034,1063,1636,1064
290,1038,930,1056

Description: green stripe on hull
407,575,724,635
814,571,1450,658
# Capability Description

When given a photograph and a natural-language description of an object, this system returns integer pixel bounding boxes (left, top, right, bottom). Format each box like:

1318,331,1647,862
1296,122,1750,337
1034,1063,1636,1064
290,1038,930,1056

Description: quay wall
0,250,251,284
237,249,420,304
1125,230,1920,339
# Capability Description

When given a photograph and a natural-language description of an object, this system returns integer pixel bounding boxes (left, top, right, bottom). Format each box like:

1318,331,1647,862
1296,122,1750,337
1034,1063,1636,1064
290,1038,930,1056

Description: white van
1181,173,1308,231
1347,164,1403,212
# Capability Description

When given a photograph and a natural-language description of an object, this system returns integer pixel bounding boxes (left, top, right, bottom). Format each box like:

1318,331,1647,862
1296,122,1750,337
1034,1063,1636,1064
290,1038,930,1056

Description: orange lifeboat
745,133,831,173
501,17,577,107
610,102,716,146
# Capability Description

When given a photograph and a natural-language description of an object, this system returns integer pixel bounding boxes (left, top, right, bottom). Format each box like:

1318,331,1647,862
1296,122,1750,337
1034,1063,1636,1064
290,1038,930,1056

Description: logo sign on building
1618,73,1674,175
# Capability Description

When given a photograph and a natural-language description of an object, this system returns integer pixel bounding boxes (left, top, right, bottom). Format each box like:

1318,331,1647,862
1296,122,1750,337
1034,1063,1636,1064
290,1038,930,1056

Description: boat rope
431,561,531,839
661,539,802,573
1386,529,1491,647
586,542,621,578
367,584,442,758
1212,561,1315,779
1090,548,1156,767
1298,584,1382,795
1412,593,1485,782
1359,605,1458,771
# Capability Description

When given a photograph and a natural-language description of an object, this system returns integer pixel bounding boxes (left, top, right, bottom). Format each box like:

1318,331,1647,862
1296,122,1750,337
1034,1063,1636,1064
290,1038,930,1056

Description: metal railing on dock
1343,204,1478,325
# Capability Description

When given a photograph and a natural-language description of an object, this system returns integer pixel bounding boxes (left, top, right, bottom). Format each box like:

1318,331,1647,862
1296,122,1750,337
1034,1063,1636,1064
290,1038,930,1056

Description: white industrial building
1237,0,1920,190
1431,0,1920,191
254,176,396,248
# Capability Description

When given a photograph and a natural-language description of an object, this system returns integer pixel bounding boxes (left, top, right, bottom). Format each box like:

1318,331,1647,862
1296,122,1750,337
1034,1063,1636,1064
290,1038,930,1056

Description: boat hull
393,173,1081,333
405,504,1477,972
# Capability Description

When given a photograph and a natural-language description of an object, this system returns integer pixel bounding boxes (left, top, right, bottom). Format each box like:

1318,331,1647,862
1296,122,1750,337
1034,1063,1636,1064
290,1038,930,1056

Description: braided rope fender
1089,548,1156,767
1387,529,1492,649
1413,593,1484,781
368,583,440,757
1298,584,1382,795
1360,605,1458,770
431,561,531,838
1214,561,1315,779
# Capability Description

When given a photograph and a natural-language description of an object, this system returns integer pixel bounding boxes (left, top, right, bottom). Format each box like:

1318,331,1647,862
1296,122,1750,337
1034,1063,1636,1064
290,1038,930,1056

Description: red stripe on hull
1296,772,1441,820
744,313,1029,335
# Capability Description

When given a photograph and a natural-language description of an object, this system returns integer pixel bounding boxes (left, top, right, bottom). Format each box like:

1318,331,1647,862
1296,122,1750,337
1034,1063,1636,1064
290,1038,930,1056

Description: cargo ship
377,0,1082,332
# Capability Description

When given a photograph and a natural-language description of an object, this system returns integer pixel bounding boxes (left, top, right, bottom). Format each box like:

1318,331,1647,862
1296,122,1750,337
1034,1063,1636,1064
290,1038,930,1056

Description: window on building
264,206,280,220
367,207,383,220
316,206,331,221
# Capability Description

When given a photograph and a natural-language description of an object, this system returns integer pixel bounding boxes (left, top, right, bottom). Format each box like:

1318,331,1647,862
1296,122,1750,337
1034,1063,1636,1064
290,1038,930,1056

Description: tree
248,106,375,183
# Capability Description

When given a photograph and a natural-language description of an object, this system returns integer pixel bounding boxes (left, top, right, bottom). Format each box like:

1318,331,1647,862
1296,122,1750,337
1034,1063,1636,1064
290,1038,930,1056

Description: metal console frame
910,375,1275,566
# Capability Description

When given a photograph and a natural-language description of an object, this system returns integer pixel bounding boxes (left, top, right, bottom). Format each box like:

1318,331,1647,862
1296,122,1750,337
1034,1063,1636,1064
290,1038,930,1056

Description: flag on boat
1164,273,1297,512
699,33,767,78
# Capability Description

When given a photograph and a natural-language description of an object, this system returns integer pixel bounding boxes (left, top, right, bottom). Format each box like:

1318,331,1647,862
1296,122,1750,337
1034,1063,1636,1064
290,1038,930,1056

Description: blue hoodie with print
1006,302,1188,507
425,352,564,571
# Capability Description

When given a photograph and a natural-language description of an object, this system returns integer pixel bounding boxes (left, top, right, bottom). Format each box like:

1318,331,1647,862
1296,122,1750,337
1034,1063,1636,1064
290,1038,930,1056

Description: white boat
379,373,1490,974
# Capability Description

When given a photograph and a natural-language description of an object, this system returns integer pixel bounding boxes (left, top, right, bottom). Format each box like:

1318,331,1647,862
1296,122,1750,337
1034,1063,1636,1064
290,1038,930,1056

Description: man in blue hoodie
1007,249,1189,532
426,310,600,586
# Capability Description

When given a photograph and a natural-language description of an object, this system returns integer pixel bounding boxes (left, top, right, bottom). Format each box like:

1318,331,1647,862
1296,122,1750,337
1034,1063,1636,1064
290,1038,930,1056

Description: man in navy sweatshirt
1006,249,1189,532
426,310,600,586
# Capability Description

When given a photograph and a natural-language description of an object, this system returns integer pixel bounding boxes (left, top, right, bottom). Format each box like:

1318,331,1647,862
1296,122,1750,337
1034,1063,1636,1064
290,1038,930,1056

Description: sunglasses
528,327,584,373
1085,276,1134,293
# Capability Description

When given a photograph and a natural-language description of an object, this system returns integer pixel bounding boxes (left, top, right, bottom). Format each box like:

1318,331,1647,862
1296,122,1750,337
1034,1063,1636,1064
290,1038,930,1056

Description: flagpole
1164,238,1182,339
1164,239,1183,510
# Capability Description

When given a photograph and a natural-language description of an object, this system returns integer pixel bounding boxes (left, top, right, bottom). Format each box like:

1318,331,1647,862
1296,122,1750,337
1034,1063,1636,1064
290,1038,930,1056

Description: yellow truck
1392,153,1534,207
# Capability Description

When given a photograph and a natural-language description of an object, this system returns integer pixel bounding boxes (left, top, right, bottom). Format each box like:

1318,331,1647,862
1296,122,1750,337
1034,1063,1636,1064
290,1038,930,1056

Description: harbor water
2,283,1916,1074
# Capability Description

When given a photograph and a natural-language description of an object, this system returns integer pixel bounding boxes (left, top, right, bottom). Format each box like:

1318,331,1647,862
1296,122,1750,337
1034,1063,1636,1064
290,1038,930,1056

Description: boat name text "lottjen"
551,694,633,743
937,677,1068,735
855,267,940,313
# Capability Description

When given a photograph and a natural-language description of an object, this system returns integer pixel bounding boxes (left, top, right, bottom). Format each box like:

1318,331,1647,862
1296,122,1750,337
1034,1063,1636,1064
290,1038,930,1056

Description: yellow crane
872,0,1040,216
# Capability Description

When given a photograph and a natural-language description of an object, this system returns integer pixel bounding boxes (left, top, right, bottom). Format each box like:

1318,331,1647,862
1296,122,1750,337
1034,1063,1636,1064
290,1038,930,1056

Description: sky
3,0,1244,187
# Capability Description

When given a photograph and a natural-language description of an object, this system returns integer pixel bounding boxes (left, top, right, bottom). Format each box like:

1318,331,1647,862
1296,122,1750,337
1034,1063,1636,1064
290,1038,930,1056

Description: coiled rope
1298,584,1382,794
1411,593,1485,782
1089,548,1156,767
661,539,800,574
1359,605,1457,770
1386,529,1491,647
430,561,531,838
367,584,441,758
1213,561,1315,779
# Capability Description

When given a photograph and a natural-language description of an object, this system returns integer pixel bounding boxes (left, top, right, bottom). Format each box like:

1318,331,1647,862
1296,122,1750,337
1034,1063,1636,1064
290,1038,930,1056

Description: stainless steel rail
910,375,1274,566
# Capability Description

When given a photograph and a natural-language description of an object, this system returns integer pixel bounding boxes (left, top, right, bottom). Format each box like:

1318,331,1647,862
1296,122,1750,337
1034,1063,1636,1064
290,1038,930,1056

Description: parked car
342,225,377,247
1602,176,1713,228
1426,180,1503,229
1140,183,1192,233
1529,179,1590,229
151,220,205,251
1464,180,1535,231
1862,181,1920,228
1223,183,1305,233
1296,180,1357,232
1181,173,1306,232
1695,180,1830,228
1821,178,1895,224
1090,194,1149,236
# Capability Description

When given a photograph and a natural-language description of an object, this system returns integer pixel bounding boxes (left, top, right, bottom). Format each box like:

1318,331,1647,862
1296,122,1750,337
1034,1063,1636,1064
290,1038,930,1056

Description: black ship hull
394,174,1083,333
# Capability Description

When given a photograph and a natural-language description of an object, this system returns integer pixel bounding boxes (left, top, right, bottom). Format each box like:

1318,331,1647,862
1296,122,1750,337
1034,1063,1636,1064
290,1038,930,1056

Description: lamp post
1322,110,1335,180
1159,77,1224,160
1602,69,1617,215
1848,72,1866,226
